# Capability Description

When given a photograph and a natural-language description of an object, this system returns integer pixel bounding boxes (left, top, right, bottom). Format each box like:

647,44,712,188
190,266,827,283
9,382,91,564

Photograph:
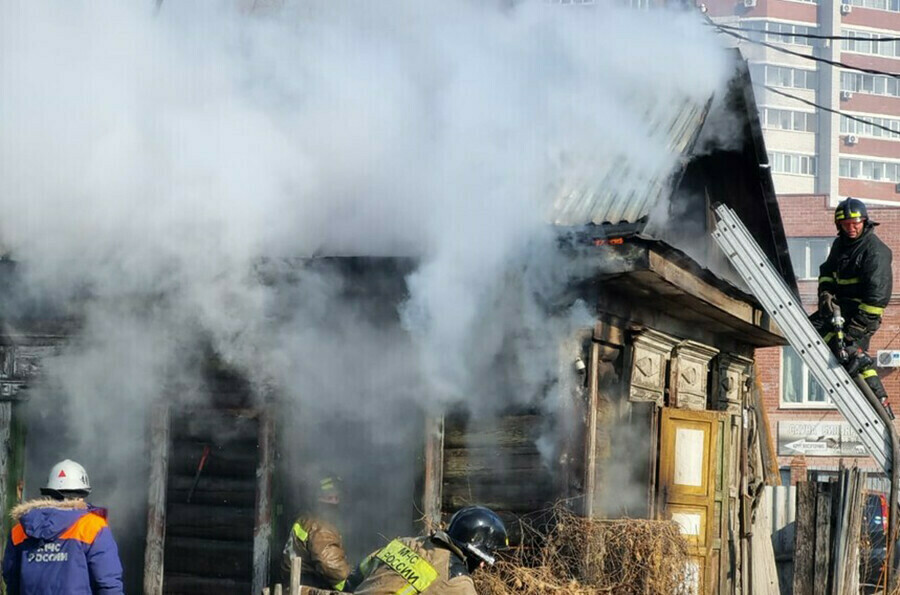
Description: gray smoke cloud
0,0,731,586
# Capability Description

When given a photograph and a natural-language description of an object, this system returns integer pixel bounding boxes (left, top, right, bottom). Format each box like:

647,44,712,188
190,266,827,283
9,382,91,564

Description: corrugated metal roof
550,95,710,227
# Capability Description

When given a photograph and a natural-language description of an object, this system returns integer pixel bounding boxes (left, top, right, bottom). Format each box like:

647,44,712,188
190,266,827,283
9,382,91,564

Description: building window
841,114,900,140
763,108,818,132
762,65,818,90
743,21,819,47
839,157,900,183
787,237,832,280
782,347,831,407
846,0,900,13
842,29,900,58
841,71,900,98
769,151,818,176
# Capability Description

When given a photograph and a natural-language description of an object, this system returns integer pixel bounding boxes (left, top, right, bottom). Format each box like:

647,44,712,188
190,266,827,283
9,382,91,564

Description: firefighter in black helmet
346,505,508,595
810,198,893,403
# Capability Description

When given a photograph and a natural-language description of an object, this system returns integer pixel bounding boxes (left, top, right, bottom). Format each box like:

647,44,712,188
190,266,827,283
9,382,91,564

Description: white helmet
41,459,91,496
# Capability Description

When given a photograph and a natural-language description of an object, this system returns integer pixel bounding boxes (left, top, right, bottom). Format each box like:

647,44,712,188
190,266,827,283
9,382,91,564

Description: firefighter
282,475,352,591
1,459,124,595
347,505,508,595
810,197,893,402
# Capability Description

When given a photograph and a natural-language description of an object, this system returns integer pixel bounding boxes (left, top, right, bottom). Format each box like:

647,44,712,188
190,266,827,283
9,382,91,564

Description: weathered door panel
659,408,723,595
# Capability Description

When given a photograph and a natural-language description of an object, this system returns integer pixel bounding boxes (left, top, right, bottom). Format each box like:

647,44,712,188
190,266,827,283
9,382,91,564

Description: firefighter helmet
41,459,91,498
834,197,869,225
446,506,508,567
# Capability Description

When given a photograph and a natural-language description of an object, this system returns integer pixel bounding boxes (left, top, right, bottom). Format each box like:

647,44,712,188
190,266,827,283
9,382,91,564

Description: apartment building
707,0,900,482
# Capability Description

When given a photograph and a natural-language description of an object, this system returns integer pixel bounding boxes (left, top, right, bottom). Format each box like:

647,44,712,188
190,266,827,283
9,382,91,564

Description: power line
712,22,900,43
710,20,900,79
760,84,900,136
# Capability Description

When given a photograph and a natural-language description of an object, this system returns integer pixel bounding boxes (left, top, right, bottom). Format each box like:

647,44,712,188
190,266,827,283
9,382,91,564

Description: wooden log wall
442,409,556,540
792,470,866,595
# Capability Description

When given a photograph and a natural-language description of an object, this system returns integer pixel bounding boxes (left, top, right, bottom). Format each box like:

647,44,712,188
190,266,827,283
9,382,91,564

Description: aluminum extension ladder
712,204,892,474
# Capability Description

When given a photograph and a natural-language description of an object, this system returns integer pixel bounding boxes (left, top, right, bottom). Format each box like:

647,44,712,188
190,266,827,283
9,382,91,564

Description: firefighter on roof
2,459,124,595
810,197,893,403
283,475,352,591
346,505,508,595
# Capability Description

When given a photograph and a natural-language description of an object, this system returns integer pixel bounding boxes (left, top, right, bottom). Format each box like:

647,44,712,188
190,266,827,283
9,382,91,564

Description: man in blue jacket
2,459,124,594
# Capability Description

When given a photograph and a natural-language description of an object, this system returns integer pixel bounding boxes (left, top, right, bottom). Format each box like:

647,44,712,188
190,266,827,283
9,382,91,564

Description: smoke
0,0,731,585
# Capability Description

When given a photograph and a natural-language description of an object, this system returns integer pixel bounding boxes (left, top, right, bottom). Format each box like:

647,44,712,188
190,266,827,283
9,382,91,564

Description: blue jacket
2,499,124,595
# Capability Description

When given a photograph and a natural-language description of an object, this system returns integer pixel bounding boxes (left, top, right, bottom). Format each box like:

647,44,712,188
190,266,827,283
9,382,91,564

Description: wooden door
658,407,723,595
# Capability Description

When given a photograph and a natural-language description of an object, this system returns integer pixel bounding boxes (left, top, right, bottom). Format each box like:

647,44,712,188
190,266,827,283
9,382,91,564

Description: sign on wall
777,420,867,457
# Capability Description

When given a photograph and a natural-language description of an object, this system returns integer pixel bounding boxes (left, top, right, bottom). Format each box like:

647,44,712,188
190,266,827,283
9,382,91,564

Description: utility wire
712,22,900,43
711,21,900,79
759,84,900,136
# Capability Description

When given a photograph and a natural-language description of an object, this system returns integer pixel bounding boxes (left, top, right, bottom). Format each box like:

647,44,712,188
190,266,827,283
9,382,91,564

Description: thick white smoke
0,0,731,584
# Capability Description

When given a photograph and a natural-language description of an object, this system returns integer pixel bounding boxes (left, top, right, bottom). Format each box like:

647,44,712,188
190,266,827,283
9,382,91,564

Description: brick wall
757,194,900,479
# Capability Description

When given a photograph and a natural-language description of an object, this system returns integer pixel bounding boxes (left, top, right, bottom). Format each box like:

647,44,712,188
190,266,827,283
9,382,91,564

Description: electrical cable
758,84,900,136
711,22,900,43
712,23,900,78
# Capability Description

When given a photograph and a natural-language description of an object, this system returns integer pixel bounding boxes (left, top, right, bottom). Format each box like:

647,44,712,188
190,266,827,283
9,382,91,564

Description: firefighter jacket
1,498,124,595
349,532,476,595
818,225,893,346
282,514,351,591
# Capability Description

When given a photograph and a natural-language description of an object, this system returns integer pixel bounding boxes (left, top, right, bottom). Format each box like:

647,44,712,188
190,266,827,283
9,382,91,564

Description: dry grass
474,505,694,595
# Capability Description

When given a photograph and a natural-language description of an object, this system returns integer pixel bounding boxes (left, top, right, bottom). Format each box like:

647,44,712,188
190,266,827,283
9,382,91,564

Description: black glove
818,290,836,314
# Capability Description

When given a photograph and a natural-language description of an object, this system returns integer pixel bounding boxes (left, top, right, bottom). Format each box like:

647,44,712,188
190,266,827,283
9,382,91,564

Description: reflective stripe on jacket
2,498,123,595
352,533,475,595
282,514,351,590
818,226,892,328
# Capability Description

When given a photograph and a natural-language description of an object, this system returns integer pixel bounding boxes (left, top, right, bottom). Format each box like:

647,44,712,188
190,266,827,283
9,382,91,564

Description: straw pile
474,505,693,595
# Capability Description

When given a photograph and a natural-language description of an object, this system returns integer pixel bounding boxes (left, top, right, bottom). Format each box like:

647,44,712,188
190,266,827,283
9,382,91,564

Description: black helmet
446,506,508,568
834,197,869,226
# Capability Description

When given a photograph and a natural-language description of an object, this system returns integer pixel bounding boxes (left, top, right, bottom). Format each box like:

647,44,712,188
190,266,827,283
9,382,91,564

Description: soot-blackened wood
165,504,255,541
144,404,170,595
793,481,816,595
167,475,257,508
813,484,833,595
444,415,543,449
422,416,444,532
162,573,250,595
164,536,252,578
252,407,275,595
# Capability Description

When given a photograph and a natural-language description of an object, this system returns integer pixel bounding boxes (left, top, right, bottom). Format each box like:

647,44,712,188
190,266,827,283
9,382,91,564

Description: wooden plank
144,404,170,595
583,342,601,519
164,536,253,578
838,471,864,595
813,484,833,595
252,408,275,595
421,416,443,532
162,574,250,595
793,481,816,595
167,441,259,478
167,475,257,508
444,415,543,449
291,556,302,595
0,402,12,545
165,504,255,540
442,448,544,477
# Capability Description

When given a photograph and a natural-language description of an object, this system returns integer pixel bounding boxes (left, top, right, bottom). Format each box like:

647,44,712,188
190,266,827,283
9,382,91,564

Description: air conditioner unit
877,350,900,367
840,3,853,14
841,90,853,100
743,0,757,7
846,134,859,145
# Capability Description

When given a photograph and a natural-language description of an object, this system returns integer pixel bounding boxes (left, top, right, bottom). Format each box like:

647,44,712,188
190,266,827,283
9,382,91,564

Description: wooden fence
261,557,342,595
